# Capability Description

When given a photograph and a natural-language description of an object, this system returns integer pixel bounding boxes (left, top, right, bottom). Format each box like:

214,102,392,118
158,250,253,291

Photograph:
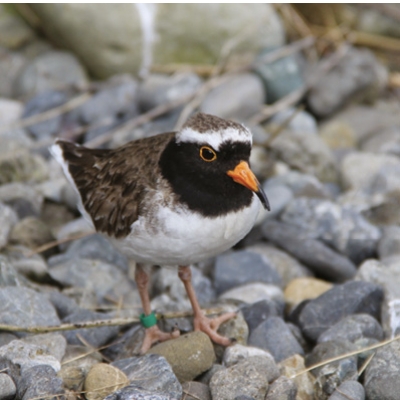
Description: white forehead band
176,126,252,151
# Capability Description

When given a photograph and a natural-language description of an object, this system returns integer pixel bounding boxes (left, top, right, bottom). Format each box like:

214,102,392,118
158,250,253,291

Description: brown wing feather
56,132,175,238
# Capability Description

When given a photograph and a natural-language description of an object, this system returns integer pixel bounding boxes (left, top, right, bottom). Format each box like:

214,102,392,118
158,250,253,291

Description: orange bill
227,161,270,211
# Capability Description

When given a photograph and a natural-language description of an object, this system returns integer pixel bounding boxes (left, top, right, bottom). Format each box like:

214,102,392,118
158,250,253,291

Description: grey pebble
210,355,279,400
16,365,65,400
262,220,357,282
0,255,20,287
306,341,358,399
253,49,304,103
247,243,312,287
356,259,400,336
364,340,400,400
298,280,383,341
0,333,18,348
0,286,60,331
21,333,67,362
48,257,135,305
46,291,79,319
181,381,210,400
104,385,171,400
112,354,182,400
14,50,88,97
78,74,138,125
0,340,60,373
378,225,400,260
240,299,283,333
269,128,337,183
0,203,18,250
0,182,44,218
265,171,331,199
328,380,365,400
214,250,282,295
22,90,68,139
0,373,16,400
200,73,265,120
280,197,381,264
62,309,119,347
268,107,318,134
53,233,129,272
223,344,275,368
317,314,383,344
248,316,304,362
308,46,387,118
265,375,297,400
138,72,202,111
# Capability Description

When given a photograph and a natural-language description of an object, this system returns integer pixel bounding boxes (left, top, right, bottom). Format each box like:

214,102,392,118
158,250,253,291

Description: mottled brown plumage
56,132,175,238
184,112,247,134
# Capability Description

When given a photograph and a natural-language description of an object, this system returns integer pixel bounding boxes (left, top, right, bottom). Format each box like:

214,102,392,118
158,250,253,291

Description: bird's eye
199,146,217,162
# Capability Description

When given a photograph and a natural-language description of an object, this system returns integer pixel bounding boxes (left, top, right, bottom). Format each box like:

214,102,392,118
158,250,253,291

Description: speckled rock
223,344,275,368
214,250,282,295
364,340,400,400
247,244,312,288
22,333,67,362
112,354,182,399
0,373,16,400
306,341,358,399
269,129,337,183
148,332,215,383
262,220,357,282
17,365,65,400
265,170,331,199
0,286,60,332
308,46,387,118
356,259,400,337
279,355,314,400
138,73,202,111
281,197,381,264
14,50,88,97
200,73,265,120
210,355,279,400
265,375,297,400
248,317,304,362
298,281,383,341
317,314,383,344
219,283,284,305
181,381,211,400
240,299,283,333
0,340,60,373
84,363,129,400
328,380,365,400
0,203,18,250
62,309,119,347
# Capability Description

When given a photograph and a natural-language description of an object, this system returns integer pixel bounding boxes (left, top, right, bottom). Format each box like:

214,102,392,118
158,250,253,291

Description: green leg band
140,312,157,328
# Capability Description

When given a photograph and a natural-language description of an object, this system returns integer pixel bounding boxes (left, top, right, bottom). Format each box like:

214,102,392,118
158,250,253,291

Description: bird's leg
135,264,179,353
178,265,236,346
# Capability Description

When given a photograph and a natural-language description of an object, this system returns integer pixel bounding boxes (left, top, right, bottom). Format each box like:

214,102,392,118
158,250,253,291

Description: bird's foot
140,325,180,354
193,311,237,346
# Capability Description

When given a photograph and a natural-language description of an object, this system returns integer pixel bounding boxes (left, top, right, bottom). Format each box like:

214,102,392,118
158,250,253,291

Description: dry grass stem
0,307,228,334
0,92,92,134
26,231,95,257
292,334,400,378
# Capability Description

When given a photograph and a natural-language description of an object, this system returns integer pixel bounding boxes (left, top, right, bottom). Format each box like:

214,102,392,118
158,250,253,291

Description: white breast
116,195,261,266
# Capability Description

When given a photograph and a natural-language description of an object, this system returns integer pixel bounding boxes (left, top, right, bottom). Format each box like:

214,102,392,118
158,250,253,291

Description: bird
51,112,270,353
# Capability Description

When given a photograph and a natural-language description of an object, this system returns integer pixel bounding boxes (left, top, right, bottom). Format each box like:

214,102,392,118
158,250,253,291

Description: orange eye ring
200,146,217,162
